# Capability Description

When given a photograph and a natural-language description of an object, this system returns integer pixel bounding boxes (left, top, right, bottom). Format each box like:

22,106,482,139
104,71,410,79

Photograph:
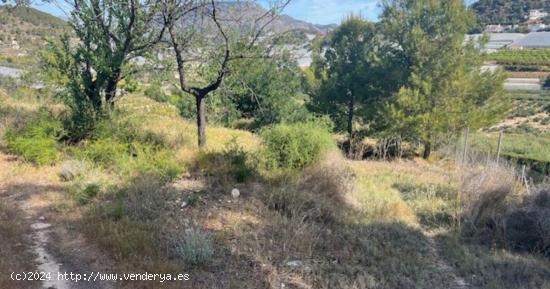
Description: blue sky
280,0,382,24
32,0,477,25
32,0,383,24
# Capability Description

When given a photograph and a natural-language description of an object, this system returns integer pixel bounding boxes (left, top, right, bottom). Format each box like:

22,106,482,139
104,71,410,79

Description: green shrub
78,138,129,167
6,136,58,165
259,121,335,171
76,138,182,182
4,110,62,165
119,144,183,182
74,183,100,205
176,228,214,266
121,78,139,93
144,82,167,102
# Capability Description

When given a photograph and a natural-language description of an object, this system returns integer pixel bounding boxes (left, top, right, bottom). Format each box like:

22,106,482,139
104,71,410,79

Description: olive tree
42,0,165,139
161,0,290,148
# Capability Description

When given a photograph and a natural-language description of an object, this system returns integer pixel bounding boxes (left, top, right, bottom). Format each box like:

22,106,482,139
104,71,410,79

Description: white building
529,9,548,21
485,24,505,33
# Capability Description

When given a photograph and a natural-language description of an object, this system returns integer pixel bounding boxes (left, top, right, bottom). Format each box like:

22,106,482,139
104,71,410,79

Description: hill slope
218,2,336,34
472,0,550,25
0,5,66,56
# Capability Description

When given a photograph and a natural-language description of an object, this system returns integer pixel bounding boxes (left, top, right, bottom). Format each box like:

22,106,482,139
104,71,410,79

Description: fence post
496,130,503,164
521,165,530,193
462,127,470,165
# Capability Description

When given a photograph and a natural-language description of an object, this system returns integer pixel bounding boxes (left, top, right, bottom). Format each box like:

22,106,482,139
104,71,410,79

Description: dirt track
0,153,113,289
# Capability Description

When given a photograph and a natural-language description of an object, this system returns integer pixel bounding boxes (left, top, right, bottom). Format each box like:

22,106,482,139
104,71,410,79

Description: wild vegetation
0,0,549,289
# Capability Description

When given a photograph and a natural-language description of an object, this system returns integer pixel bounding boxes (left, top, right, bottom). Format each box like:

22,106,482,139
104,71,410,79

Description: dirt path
424,230,469,289
0,153,114,289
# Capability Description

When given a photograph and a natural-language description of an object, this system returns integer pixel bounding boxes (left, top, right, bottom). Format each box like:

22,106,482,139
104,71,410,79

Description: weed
75,183,100,205
197,138,256,183
394,181,460,228
119,144,183,183
58,159,87,181
77,138,129,167
123,174,172,221
175,228,214,267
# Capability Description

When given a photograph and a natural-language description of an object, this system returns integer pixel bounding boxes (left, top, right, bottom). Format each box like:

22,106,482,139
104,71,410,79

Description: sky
31,0,477,25
31,0,383,24
279,0,382,25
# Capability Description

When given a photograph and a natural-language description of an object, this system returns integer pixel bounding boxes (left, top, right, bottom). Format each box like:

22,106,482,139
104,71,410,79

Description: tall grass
468,132,550,163
4,109,63,165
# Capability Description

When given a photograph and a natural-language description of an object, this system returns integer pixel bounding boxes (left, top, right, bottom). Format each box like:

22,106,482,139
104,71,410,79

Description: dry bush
124,173,174,221
503,184,550,256
264,153,355,224
461,160,550,256
460,161,521,230
58,159,87,181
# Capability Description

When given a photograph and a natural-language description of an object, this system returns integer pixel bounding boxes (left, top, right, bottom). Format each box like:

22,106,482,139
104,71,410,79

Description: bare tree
161,0,290,148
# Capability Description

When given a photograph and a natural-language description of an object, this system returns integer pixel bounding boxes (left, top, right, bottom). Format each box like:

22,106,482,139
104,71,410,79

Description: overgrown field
1,92,549,289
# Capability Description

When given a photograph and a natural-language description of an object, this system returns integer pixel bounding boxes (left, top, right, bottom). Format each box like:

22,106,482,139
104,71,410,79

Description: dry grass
348,159,455,225
460,161,523,230
2,93,549,289
117,95,260,153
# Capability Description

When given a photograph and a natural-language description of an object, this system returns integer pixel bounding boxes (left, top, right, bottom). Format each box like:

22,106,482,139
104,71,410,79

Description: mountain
472,0,550,25
0,5,66,56
275,14,337,34
0,2,333,64
216,2,337,34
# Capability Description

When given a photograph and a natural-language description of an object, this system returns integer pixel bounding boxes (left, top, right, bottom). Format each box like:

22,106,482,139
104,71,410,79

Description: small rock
181,201,188,208
231,188,240,199
31,222,51,230
285,260,303,268
38,216,46,221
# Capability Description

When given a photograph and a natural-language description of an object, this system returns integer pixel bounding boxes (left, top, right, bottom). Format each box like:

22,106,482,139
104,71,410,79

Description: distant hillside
472,0,550,25
217,2,336,34
0,5,66,56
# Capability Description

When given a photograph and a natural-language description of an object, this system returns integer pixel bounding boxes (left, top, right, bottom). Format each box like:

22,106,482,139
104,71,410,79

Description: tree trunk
423,141,432,159
347,94,355,158
196,95,207,148
347,94,355,140
105,79,118,111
